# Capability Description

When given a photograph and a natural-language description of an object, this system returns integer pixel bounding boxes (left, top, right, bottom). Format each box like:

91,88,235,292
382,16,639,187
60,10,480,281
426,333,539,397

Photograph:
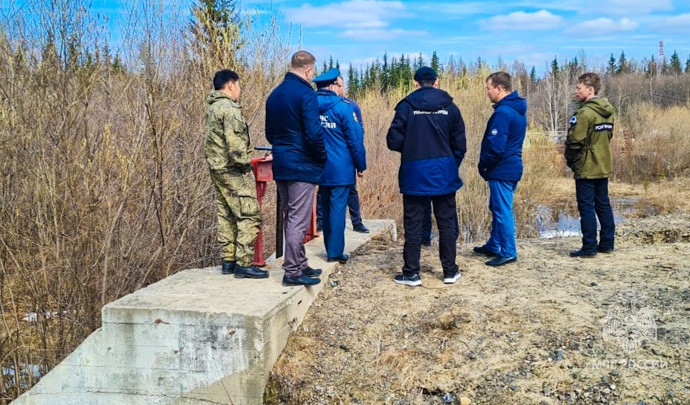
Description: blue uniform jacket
344,97,363,126
386,86,466,196
478,91,527,182
317,89,366,186
265,72,325,184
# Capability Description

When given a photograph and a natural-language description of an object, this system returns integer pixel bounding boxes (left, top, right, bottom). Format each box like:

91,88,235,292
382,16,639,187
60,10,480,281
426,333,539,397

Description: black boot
221,260,236,275
234,265,269,279
303,267,322,277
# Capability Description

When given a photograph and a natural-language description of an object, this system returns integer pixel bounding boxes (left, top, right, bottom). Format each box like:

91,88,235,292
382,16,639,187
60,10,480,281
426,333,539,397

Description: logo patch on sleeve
569,116,577,125
353,112,358,122
594,123,614,132
491,128,498,135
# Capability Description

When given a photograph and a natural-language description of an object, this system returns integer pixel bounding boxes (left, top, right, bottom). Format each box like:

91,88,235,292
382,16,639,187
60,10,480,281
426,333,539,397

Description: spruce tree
670,50,682,75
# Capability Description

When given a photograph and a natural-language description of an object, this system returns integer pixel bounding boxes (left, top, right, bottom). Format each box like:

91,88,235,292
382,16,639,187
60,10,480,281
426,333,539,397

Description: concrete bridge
14,220,396,405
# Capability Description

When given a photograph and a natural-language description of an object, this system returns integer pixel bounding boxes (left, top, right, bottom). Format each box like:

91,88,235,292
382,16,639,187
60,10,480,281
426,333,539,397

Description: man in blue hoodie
266,51,324,286
314,68,367,263
474,72,527,266
387,67,466,287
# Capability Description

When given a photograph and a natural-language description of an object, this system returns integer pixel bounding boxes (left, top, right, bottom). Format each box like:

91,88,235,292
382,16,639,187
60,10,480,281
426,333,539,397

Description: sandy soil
266,214,690,404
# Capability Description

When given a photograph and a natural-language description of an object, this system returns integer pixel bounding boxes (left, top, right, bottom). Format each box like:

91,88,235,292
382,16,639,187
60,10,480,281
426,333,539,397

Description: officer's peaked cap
313,68,340,86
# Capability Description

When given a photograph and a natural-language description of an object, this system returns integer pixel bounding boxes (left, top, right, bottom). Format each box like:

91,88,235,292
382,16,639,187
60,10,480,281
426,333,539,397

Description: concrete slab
14,219,396,405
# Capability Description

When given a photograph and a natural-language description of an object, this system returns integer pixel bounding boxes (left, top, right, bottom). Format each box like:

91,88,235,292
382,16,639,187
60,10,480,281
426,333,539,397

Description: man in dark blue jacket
316,76,370,234
474,72,527,266
387,67,466,287
314,68,367,263
265,50,324,286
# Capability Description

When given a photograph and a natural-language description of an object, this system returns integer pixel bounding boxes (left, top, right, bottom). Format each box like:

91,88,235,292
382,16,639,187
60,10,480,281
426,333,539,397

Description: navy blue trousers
575,178,615,253
403,193,459,278
320,186,350,259
317,180,363,228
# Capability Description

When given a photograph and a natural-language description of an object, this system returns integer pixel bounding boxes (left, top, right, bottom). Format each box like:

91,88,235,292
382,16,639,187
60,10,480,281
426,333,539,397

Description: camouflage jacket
204,90,252,173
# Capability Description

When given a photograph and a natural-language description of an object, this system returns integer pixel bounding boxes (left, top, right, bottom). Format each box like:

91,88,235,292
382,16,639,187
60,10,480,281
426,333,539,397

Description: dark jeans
403,193,459,278
575,178,615,253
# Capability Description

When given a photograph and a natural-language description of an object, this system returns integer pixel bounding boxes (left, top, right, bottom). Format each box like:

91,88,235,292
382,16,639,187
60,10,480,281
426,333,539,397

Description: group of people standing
203,50,616,288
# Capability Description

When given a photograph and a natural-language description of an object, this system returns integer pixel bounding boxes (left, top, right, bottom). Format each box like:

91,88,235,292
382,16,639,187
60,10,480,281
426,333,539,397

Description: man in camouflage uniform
204,69,268,278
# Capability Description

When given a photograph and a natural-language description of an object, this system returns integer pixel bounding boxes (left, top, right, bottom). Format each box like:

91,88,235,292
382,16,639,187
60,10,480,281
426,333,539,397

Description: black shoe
283,274,321,286
234,265,269,278
353,224,370,233
221,260,236,275
473,246,498,257
485,256,517,266
393,273,422,286
327,254,349,264
569,249,597,258
303,266,322,277
597,246,614,254
421,239,431,247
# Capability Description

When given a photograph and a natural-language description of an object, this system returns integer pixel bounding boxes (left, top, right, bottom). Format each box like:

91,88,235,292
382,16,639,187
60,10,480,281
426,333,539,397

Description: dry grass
1,1,690,402
614,103,690,181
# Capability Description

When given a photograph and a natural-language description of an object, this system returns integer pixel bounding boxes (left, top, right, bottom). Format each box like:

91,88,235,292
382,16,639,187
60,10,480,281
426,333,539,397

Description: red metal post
251,155,273,267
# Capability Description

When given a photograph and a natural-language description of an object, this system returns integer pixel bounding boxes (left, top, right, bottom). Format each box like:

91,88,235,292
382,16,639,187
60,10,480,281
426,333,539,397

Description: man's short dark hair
487,71,512,92
213,69,239,90
578,72,601,94
291,50,316,69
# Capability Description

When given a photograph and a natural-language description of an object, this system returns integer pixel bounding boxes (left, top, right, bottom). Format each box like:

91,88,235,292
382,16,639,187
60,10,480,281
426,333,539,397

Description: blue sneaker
394,273,422,286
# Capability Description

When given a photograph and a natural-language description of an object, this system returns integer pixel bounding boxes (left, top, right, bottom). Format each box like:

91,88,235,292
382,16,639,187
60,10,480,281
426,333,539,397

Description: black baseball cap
413,66,438,82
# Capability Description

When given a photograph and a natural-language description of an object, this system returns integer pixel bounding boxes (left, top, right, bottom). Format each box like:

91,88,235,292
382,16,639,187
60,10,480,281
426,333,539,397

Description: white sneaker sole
443,273,461,284
394,278,422,286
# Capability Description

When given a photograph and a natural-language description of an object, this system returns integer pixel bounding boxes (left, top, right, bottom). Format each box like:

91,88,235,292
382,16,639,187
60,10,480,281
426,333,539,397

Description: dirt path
266,215,689,404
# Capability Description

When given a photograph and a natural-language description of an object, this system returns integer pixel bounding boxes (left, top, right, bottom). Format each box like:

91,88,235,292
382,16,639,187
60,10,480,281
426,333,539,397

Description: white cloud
513,0,672,15
283,0,407,29
340,28,427,41
410,2,487,16
657,13,690,33
579,0,672,16
565,18,639,35
482,10,562,30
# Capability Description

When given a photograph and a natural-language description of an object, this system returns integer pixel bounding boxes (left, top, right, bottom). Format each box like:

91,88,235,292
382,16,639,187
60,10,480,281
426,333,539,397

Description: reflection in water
536,198,638,239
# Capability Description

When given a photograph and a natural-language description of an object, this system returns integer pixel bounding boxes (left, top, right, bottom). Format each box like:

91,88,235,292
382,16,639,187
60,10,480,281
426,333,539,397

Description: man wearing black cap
313,68,367,263
387,67,466,286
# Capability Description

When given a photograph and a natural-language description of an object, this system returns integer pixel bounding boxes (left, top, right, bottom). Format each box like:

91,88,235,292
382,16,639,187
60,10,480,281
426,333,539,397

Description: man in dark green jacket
565,72,615,257
204,69,268,278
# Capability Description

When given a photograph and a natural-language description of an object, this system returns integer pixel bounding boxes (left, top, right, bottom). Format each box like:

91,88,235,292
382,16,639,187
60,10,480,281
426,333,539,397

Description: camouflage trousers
210,170,261,267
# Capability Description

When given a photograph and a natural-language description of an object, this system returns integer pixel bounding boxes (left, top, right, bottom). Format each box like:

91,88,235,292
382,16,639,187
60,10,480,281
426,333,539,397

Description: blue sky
253,0,690,74
5,0,690,74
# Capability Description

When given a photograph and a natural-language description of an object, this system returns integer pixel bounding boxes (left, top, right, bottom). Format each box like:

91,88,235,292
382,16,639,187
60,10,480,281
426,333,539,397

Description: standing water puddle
536,198,640,239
